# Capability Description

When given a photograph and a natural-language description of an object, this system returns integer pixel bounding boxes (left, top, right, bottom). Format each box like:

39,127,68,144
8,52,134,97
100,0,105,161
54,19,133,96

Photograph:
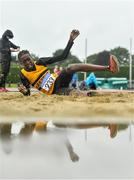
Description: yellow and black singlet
21,64,58,95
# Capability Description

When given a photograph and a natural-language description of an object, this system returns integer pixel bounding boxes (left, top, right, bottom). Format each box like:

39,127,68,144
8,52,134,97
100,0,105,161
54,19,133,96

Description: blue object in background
96,77,128,89
71,73,79,88
85,72,98,89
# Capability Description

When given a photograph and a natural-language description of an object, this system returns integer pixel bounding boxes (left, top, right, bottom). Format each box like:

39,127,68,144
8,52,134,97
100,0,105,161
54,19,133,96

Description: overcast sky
0,0,133,60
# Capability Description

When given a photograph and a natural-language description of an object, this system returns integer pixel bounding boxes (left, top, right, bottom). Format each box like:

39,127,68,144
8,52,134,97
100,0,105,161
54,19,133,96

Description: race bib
40,72,56,91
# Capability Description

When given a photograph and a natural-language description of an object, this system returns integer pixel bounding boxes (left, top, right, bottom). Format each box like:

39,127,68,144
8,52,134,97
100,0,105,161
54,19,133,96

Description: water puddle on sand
0,117,133,179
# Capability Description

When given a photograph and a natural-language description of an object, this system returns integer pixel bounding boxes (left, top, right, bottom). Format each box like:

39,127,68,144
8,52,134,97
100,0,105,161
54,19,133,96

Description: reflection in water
0,120,129,156
0,123,13,154
0,118,133,179
54,123,119,138
0,120,80,162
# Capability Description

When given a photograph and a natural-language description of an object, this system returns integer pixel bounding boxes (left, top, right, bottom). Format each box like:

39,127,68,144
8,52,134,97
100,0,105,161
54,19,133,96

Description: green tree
87,47,130,66
110,47,129,65
87,54,98,64
53,49,71,59
31,53,39,61
52,49,81,67
11,55,17,62
87,51,110,65
132,54,134,64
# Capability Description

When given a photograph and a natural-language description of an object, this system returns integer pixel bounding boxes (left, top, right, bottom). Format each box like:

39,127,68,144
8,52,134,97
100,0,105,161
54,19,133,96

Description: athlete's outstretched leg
66,55,119,74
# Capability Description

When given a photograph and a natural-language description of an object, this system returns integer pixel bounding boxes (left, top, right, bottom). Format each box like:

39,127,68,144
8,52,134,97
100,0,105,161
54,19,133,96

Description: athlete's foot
4,88,9,92
0,88,9,92
109,55,119,73
0,88,3,92
108,124,118,138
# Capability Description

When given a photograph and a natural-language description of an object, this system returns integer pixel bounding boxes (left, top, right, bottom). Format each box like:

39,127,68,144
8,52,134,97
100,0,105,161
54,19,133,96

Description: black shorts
53,70,74,95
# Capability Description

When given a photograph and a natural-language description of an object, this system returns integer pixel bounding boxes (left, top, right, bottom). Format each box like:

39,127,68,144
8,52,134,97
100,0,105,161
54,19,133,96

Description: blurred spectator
70,73,78,88
0,29,20,91
79,72,97,90
85,72,97,90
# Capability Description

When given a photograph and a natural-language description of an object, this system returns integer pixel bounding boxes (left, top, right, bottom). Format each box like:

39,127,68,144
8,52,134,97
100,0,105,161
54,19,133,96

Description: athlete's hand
69,151,79,162
10,47,20,52
18,84,29,95
69,29,80,42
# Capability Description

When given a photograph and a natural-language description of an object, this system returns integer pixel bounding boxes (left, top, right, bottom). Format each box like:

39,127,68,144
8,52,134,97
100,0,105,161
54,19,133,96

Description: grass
6,83,18,88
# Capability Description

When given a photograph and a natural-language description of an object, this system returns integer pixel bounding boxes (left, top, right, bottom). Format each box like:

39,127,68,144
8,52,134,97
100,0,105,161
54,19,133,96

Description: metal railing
128,80,134,89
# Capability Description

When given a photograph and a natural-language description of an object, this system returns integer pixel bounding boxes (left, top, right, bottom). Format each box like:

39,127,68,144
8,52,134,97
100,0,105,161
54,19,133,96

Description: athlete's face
20,54,35,70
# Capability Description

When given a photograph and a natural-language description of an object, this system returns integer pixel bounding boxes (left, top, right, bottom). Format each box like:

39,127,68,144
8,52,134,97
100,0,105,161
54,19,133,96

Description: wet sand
0,91,133,121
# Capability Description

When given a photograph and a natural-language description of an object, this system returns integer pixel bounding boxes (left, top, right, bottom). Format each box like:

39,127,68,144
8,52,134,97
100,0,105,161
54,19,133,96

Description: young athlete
18,29,119,96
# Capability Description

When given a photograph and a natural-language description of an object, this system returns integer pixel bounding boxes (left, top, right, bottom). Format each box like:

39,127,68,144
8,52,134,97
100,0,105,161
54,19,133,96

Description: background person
70,72,79,88
85,72,98,90
0,30,20,92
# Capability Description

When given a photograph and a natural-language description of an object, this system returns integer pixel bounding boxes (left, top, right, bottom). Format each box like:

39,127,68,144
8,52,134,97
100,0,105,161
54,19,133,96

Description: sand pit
0,91,133,122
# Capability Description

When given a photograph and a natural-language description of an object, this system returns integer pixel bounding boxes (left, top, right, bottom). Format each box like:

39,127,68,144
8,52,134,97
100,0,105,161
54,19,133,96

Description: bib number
41,73,56,91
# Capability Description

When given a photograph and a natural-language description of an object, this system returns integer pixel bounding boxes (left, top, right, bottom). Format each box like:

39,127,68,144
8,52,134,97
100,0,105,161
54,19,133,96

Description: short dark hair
18,50,30,61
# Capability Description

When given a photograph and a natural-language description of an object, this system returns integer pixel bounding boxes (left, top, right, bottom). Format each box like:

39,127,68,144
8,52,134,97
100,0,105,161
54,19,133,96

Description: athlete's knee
66,64,79,73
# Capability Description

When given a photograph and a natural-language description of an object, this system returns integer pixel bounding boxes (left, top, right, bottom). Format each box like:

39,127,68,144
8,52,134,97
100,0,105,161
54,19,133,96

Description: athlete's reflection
0,123,13,153
0,121,79,162
19,121,79,162
0,120,127,162
54,122,118,138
